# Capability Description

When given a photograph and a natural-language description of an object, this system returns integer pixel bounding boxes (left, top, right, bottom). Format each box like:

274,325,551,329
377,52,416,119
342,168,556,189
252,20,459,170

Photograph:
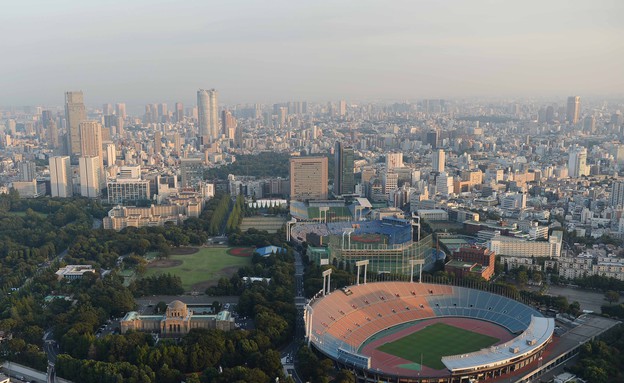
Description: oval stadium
304,282,555,383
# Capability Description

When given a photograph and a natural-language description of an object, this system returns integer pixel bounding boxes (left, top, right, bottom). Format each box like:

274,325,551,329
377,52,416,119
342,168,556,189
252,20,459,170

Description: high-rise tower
611,181,624,207
42,110,59,149
115,103,127,120
221,110,237,140
568,145,587,178
290,157,328,200
566,96,580,124
175,102,184,123
197,89,219,141
432,149,445,173
79,121,104,185
334,142,355,196
49,156,73,197
65,91,87,157
79,156,101,198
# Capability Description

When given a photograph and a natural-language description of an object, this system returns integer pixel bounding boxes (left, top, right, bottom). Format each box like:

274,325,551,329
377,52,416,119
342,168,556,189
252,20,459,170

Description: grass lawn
145,247,253,291
377,323,500,370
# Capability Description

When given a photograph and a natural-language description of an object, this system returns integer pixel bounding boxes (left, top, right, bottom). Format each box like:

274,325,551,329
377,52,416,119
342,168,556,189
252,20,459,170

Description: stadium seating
308,282,543,359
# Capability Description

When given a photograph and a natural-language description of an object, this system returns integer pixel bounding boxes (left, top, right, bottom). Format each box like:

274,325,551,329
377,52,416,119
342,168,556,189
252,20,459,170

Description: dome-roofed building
121,300,234,336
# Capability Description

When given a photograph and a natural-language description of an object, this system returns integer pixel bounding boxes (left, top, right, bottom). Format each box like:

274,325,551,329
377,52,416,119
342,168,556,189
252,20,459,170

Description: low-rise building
103,205,185,230
55,265,95,280
447,245,496,280
500,255,543,271
120,300,235,336
557,255,624,280
416,209,449,221
487,232,562,259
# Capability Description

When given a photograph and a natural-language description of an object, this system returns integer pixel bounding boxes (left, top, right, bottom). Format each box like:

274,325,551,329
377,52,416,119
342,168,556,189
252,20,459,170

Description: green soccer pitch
376,322,500,370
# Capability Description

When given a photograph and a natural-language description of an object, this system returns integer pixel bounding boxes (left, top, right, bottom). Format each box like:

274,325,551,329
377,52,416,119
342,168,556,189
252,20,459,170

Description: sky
1,0,623,109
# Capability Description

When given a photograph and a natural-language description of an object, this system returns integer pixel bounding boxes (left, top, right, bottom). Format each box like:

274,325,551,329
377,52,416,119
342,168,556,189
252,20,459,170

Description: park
144,246,255,291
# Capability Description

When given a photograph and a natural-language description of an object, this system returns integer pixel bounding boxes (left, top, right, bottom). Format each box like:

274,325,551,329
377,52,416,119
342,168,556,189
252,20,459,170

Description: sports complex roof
442,316,554,372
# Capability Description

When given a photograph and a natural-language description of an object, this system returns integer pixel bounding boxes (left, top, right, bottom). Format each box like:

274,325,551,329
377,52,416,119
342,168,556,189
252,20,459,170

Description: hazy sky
1,0,623,109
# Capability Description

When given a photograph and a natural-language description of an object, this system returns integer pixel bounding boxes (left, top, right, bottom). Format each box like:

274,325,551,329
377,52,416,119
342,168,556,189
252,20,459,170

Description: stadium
304,281,555,383
290,217,441,274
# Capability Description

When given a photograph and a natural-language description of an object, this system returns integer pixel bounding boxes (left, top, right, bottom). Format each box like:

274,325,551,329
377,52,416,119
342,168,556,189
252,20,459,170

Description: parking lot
545,285,612,312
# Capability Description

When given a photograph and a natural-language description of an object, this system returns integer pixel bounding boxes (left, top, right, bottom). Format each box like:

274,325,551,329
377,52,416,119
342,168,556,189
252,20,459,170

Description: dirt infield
227,247,255,257
359,317,515,378
170,247,199,255
148,259,183,268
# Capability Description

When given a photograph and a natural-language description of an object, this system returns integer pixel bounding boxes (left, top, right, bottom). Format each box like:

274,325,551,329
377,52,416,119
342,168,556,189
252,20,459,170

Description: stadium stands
307,281,552,380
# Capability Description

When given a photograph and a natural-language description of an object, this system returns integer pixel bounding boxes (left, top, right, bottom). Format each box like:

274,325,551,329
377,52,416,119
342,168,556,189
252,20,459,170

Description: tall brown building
221,110,237,140
566,96,580,124
289,156,328,200
79,121,104,184
65,91,87,157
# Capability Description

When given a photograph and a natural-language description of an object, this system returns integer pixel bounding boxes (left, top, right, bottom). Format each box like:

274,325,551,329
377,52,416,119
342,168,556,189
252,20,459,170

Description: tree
517,271,528,286
605,290,620,304
334,369,356,383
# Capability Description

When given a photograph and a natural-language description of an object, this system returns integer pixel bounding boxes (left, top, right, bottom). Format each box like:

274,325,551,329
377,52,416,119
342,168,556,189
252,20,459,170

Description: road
280,249,306,383
43,330,59,383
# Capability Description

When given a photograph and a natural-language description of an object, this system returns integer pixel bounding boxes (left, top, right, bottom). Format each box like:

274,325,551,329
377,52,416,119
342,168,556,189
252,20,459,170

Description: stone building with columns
120,300,235,336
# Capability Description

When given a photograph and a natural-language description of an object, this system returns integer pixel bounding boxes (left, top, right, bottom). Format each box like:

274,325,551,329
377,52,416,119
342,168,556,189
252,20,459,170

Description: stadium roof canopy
442,316,554,372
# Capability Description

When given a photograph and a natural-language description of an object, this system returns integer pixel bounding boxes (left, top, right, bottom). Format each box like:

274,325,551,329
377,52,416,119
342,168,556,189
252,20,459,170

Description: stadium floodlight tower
304,304,314,346
322,268,332,296
354,205,365,221
409,259,425,283
342,228,355,249
286,218,297,242
412,213,421,242
355,260,369,285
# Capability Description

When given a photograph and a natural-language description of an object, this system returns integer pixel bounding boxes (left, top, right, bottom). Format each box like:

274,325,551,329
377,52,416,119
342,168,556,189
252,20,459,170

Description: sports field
145,247,253,291
376,322,500,370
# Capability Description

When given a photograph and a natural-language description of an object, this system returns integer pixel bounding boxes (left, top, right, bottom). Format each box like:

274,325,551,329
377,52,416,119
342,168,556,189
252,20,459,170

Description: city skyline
1,0,623,107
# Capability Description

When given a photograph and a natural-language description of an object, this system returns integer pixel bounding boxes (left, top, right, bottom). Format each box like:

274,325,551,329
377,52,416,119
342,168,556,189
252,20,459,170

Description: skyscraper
175,102,184,123
157,103,168,121
290,157,328,200
115,103,127,120
432,149,445,173
197,89,219,140
79,121,102,159
106,143,116,166
102,103,113,115
566,96,580,124
221,110,237,139
79,121,104,184
334,142,355,196
154,131,162,153
49,156,72,197
426,130,439,149
568,145,588,178
65,91,87,157
611,181,624,207
42,110,59,149
79,156,101,198
338,100,347,117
